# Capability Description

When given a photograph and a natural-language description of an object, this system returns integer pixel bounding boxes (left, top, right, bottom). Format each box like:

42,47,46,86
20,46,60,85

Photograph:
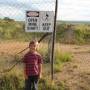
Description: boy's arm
21,55,28,79
21,55,26,63
38,54,43,78
38,63,42,78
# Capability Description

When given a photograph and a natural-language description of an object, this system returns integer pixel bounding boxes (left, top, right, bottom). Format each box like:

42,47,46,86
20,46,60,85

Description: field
0,41,90,90
0,19,90,90
55,44,90,90
0,41,70,90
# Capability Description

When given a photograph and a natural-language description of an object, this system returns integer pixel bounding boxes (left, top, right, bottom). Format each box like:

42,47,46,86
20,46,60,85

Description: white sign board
25,11,54,32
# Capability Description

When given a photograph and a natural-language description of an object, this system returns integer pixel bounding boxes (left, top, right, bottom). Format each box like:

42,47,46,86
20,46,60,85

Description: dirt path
55,44,90,90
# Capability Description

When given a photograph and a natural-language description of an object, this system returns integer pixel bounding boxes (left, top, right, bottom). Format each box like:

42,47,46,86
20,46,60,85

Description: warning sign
25,11,54,32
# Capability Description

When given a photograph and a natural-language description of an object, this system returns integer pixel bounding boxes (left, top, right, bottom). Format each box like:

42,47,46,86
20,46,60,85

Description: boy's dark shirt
23,51,42,76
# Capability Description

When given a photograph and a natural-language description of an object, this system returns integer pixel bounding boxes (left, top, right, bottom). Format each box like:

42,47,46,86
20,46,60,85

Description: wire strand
0,33,52,74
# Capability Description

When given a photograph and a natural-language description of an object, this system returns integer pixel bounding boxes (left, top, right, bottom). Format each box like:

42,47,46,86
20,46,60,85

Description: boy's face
29,43,37,52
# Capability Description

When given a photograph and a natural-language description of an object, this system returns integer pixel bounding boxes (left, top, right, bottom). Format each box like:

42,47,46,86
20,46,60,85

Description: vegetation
0,42,71,90
0,74,68,90
0,17,89,90
54,51,72,73
0,18,43,42
56,23,90,44
0,18,90,44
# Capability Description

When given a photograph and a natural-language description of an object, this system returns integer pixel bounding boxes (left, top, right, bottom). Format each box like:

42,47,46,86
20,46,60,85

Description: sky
0,0,90,21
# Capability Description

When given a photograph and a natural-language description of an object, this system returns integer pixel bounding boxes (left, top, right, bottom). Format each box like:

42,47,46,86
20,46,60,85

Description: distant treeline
0,18,90,44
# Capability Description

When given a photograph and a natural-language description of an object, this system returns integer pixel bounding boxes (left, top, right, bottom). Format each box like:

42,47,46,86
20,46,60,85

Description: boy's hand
24,70,28,79
25,74,28,79
39,74,42,79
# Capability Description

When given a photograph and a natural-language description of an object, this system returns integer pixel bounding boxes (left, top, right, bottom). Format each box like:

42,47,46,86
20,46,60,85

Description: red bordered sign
25,11,54,32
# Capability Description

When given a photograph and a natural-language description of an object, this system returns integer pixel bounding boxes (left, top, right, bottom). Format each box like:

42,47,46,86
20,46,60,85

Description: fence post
51,0,58,80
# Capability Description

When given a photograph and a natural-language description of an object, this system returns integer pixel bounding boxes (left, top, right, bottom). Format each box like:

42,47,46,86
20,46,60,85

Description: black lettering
43,26,50,31
28,23,37,26
27,27,38,30
28,18,37,22
42,23,51,26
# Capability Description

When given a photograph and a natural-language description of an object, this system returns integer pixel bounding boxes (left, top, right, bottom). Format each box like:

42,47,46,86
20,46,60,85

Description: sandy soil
55,44,90,90
0,42,90,90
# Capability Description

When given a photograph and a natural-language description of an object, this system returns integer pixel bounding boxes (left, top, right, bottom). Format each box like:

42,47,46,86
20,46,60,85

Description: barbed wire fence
0,0,56,75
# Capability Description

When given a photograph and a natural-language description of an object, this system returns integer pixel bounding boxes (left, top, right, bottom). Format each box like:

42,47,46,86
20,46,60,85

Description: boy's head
29,40,38,52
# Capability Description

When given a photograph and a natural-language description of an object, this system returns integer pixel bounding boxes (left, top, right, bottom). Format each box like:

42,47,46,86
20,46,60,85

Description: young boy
23,40,42,90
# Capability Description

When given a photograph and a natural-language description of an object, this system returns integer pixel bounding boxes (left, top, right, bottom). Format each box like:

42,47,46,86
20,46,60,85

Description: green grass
54,49,73,73
0,74,68,90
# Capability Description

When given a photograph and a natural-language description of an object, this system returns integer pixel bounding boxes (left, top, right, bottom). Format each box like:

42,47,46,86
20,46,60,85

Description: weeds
54,48,73,73
0,42,72,90
0,74,68,90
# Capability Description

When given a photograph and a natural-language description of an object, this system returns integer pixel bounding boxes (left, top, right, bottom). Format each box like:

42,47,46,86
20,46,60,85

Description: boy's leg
25,78,32,90
32,76,39,90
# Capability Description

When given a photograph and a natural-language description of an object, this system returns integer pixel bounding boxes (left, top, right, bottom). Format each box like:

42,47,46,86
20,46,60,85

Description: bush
0,74,68,90
39,78,68,90
0,74,24,90
74,29,85,44
54,63,62,73
55,52,72,63
54,49,73,73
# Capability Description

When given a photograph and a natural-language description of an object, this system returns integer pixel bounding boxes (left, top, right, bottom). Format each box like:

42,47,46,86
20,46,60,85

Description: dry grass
0,41,90,90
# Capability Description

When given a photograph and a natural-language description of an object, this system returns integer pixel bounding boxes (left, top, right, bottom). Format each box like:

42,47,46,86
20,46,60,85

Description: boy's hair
29,40,38,46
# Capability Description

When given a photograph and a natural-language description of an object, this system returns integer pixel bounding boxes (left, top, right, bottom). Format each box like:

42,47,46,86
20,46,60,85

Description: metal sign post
51,0,58,80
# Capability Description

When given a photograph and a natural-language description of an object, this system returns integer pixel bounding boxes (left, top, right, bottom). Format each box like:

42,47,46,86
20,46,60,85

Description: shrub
54,49,73,73
74,29,85,44
39,78,68,90
0,74,24,90
0,75,68,90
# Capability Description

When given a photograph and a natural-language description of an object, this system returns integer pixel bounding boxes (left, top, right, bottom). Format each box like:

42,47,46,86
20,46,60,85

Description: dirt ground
0,42,90,90
55,44,90,90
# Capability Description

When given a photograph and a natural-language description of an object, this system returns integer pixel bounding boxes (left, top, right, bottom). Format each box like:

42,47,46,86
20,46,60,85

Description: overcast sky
0,0,90,21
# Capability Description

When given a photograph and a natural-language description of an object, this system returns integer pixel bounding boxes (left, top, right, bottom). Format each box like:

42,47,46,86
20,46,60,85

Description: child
23,40,42,90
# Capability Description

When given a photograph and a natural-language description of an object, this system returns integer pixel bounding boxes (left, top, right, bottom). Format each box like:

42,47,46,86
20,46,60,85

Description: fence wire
0,0,55,74
0,0,55,21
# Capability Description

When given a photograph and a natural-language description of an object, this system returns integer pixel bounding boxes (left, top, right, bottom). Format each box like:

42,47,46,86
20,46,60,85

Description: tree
3,17,14,21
